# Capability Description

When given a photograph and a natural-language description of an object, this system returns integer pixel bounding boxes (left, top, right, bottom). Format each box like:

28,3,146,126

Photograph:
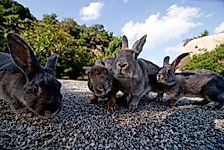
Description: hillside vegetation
0,0,121,79
182,45,224,76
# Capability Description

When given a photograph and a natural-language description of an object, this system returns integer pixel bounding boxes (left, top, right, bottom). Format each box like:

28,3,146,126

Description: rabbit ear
122,35,129,49
45,53,58,76
95,59,105,66
132,35,147,56
104,57,114,64
163,56,170,67
83,66,92,74
171,53,190,71
6,32,41,81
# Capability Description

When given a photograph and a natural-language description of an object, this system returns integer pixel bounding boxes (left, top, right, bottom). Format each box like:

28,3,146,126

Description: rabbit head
156,53,190,86
112,35,147,78
83,61,113,98
6,33,62,117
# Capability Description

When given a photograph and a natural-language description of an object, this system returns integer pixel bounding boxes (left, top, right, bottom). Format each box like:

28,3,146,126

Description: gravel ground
0,80,224,150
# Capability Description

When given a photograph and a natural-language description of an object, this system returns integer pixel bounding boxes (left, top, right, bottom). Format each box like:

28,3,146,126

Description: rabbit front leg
212,93,224,110
167,92,179,108
155,92,164,104
8,98,26,113
168,98,178,108
106,95,117,112
128,95,141,110
89,94,98,104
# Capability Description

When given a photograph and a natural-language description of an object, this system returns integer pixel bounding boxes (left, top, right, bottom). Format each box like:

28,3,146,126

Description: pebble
62,138,66,142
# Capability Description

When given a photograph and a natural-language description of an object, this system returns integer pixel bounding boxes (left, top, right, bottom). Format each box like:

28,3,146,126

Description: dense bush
181,45,224,76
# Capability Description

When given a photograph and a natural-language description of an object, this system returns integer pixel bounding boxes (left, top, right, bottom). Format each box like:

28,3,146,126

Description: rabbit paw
88,94,98,104
155,96,164,105
128,102,138,110
106,107,115,115
106,97,117,113
107,102,116,112
154,92,163,103
10,100,26,113
212,104,223,110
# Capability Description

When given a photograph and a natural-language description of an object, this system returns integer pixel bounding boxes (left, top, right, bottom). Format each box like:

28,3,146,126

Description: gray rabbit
112,35,162,109
0,33,62,117
83,58,119,111
156,53,224,109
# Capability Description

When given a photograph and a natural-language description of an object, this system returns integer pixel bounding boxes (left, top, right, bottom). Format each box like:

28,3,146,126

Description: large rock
181,33,224,55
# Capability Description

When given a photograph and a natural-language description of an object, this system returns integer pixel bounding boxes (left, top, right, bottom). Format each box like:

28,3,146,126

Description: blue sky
15,0,224,65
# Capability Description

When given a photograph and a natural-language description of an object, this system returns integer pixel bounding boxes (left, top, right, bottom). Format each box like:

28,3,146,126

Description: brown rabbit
83,58,119,111
156,53,224,109
0,33,62,117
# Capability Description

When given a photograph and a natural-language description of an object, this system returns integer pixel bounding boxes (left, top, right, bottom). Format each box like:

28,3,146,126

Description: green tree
183,30,209,46
0,0,35,52
0,0,122,79
21,21,80,78
21,17,121,79
198,30,209,38
42,13,59,24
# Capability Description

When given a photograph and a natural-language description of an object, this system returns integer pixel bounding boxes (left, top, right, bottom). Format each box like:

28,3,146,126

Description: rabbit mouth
98,94,108,99
117,74,125,77
32,109,60,118
26,102,60,118
95,90,110,97
116,72,127,78
158,80,175,86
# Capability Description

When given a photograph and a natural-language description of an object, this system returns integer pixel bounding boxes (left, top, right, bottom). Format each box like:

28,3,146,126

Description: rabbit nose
116,61,128,69
97,86,104,92
45,110,51,116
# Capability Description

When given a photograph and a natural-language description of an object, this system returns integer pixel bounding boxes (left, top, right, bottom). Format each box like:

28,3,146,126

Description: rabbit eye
31,84,39,93
167,70,171,74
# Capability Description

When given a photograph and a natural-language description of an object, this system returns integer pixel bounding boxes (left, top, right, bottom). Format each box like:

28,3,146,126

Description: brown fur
83,59,119,112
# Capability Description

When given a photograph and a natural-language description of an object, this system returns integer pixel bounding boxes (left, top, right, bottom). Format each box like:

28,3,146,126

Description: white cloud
124,0,128,3
121,5,202,49
214,21,224,33
206,13,214,18
80,2,104,22
165,45,182,54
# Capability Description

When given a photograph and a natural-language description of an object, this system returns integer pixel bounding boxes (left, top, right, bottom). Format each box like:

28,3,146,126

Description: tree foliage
0,0,122,79
199,30,209,38
181,45,224,76
0,0,36,52
183,30,209,46
21,14,121,79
